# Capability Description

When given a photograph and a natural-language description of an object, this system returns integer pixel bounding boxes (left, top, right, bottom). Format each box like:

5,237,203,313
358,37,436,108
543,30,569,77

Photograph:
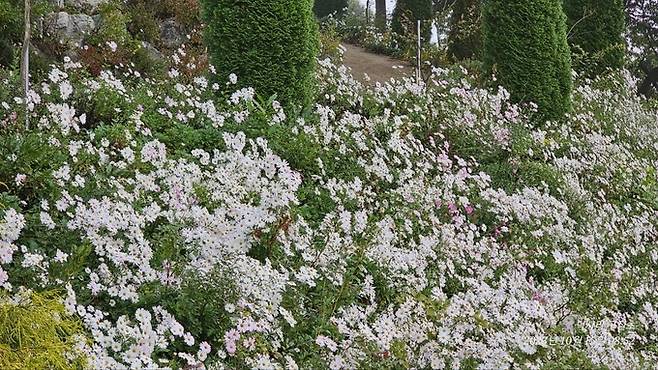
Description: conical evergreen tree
447,0,481,61
201,0,319,108
482,0,572,122
313,0,349,19
392,0,433,44
564,0,625,75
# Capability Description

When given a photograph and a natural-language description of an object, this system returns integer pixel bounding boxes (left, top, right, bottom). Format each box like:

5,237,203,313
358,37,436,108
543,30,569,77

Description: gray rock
160,19,185,49
45,12,96,45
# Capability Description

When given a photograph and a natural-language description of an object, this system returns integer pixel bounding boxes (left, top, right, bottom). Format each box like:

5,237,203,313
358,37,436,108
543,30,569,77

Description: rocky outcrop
45,12,96,46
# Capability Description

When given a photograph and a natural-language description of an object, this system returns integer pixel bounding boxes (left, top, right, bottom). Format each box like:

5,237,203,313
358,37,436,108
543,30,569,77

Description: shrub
0,290,88,369
89,2,134,49
313,0,349,19
201,0,319,108
482,0,572,122
447,0,481,61
391,0,433,44
127,2,161,44
319,21,343,60
564,0,625,76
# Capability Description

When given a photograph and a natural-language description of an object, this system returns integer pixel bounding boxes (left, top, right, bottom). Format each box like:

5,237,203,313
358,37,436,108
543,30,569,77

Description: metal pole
416,20,421,83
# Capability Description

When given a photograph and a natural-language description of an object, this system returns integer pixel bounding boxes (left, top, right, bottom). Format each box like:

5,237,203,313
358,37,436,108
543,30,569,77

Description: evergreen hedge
564,0,625,75
482,0,572,122
447,0,481,61
201,0,319,108
313,0,348,19
392,0,434,44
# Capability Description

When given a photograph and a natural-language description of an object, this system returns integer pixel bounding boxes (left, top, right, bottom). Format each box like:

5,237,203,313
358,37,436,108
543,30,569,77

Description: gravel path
341,44,411,85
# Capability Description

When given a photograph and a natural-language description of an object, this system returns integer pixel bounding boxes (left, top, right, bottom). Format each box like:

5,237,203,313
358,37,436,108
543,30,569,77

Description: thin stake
20,0,31,130
416,20,421,83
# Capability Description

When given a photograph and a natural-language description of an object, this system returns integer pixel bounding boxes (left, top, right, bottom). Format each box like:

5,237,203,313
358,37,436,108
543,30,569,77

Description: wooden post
20,0,31,130
416,20,421,83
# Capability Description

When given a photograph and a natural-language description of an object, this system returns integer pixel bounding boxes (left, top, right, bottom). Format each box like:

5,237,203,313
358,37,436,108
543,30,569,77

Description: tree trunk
20,0,31,130
375,0,387,30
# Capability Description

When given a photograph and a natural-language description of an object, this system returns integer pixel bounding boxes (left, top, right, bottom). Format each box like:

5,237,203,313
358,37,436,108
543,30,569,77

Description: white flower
14,173,26,186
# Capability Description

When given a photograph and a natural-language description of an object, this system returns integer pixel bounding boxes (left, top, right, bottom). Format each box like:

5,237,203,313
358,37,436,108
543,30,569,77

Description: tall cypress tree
392,0,433,43
313,0,349,18
447,0,481,61
564,0,625,75
201,0,319,108
482,0,572,122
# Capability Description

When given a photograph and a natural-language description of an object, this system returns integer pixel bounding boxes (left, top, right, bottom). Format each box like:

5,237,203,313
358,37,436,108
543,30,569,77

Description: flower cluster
0,54,657,370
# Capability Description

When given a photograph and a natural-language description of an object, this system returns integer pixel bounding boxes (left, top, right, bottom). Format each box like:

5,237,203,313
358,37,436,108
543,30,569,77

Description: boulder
45,12,96,46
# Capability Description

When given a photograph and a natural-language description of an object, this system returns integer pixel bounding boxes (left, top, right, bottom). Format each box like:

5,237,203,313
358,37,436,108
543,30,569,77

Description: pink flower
532,291,546,305
224,329,240,356
225,341,237,356
464,205,474,215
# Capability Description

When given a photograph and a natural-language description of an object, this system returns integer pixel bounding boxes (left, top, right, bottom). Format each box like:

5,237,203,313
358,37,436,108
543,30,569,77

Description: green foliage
0,0,50,68
447,0,482,61
127,2,161,44
313,0,349,18
391,0,434,44
482,0,572,123
319,21,343,60
0,290,88,370
139,267,238,353
201,0,320,108
0,0,22,41
0,39,15,68
89,2,135,49
564,0,625,76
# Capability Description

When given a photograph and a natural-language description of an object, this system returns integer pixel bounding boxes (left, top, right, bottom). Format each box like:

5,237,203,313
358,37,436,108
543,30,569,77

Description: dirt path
341,44,411,85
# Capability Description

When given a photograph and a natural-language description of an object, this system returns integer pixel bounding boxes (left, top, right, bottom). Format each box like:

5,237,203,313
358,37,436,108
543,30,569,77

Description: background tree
564,0,626,75
375,0,387,29
201,0,319,108
625,0,658,96
0,0,23,68
313,0,349,18
482,0,572,122
392,0,434,43
447,0,482,61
